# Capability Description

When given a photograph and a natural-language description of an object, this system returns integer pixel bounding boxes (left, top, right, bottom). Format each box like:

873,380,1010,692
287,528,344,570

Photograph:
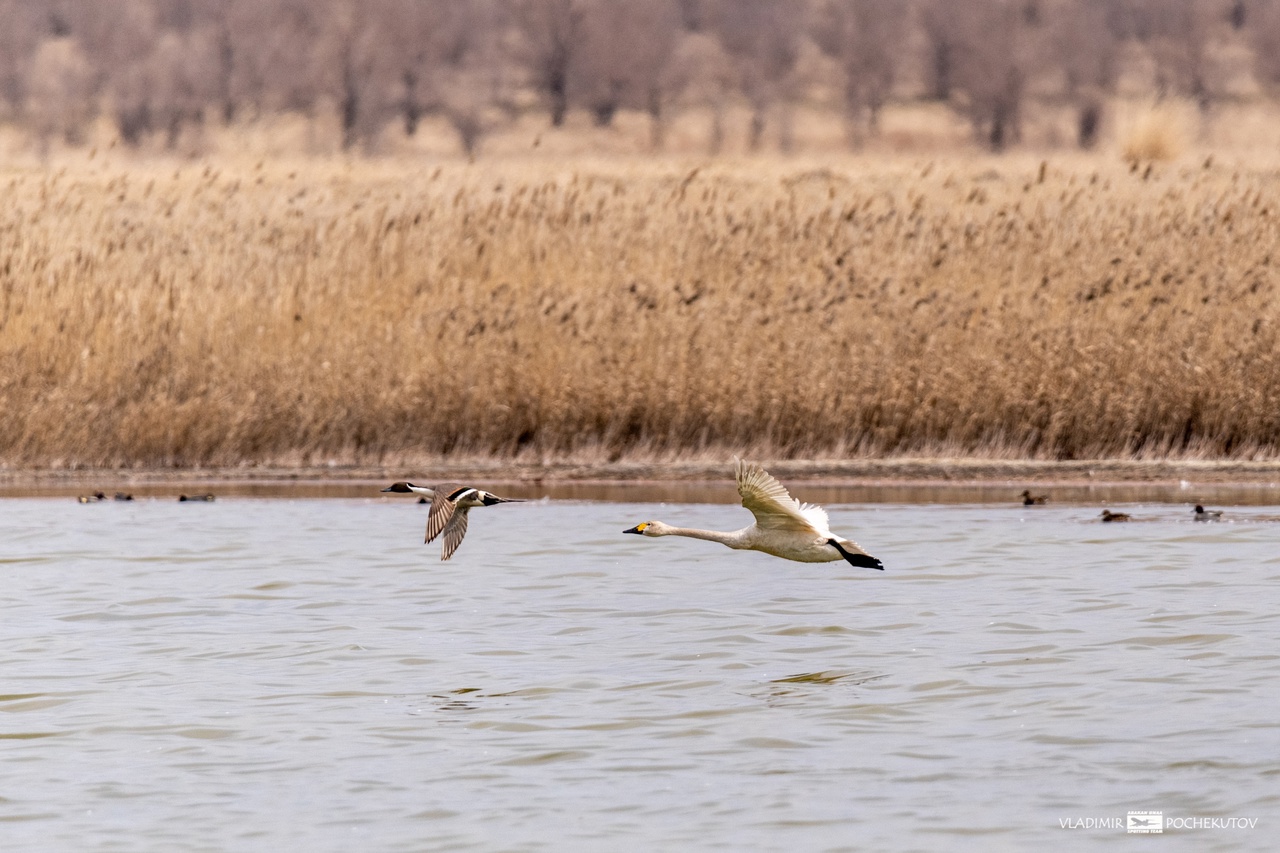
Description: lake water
2,491,1278,852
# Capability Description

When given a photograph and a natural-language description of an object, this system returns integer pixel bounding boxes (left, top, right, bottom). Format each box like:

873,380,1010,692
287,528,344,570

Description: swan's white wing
798,502,832,536
440,507,470,561
425,484,461,543
735,459,822,534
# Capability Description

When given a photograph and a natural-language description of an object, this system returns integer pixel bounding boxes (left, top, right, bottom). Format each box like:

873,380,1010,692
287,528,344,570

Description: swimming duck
1193,504,1223,521
382,481,524,560
114,492,134,502
1100,509,1131,522
77,491,106,503
179,494,215,502
1019,489,1048,505
624,459,883,570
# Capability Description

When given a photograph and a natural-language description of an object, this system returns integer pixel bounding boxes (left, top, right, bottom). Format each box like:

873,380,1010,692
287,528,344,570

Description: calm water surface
2,495,1278,852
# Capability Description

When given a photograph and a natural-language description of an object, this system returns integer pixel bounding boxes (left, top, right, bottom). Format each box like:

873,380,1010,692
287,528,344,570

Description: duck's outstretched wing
440,508,471,561
425,483,462,544
735,458,826,534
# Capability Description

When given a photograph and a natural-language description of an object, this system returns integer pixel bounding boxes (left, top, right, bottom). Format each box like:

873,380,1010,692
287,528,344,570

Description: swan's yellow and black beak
623,523,648,535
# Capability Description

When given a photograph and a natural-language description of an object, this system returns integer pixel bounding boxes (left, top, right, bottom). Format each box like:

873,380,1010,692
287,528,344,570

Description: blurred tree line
3,0,1278,156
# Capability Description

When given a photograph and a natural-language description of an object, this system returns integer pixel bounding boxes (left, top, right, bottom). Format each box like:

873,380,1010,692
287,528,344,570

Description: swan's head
624,521,672,537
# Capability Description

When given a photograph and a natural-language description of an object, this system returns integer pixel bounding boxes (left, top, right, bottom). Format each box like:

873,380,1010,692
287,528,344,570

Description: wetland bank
3,154,1280,472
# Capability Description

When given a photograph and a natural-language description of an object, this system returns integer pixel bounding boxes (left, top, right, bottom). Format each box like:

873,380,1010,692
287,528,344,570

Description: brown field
3,143,1280,471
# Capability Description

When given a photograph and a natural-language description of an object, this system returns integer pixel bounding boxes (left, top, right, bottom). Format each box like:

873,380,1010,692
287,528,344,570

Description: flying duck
382,481,524,560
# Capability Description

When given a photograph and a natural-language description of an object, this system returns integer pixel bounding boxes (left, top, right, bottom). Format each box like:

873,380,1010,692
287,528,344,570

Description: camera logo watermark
1127,811,1162,834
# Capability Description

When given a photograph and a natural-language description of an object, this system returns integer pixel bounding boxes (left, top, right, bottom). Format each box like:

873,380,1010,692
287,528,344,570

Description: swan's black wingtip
828,539,885,571
855,555,885,571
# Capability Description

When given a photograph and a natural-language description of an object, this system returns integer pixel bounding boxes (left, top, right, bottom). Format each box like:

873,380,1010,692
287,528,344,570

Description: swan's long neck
659,526,748,549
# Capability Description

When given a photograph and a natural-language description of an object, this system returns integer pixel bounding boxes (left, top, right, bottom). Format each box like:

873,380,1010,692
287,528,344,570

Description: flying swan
383,481,524,560
624,459,884,570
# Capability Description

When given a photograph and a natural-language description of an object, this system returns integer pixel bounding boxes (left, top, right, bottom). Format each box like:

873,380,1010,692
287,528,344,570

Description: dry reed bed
1,155,1278,467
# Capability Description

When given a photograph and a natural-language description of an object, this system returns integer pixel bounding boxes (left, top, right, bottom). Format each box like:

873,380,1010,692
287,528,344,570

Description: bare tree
4,0,1260,159
176,0,263,126
812,0,907,148
1249,0,1280,93
435,1,518,156
950,0,1032,151
59,1,166,146
518,0,584,127
1050,0,1122,148
707,0,806,152
573,1,627,126
26,35,95,151
675,0,706,31
569,0,682,141
151,28,221,149
243,0,340,146
666,29,734,153
1146,0,1217,113
629,0,685,149
375,0,477,137
0,1,46,120
323,1,389,151
919,0,960,101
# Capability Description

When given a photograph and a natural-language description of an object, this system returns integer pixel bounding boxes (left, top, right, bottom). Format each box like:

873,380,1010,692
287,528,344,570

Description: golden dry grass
1119,102,1190,164
2,150,1279,468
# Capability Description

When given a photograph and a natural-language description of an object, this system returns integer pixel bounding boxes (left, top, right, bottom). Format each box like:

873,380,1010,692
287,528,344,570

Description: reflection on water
1,497,1278,851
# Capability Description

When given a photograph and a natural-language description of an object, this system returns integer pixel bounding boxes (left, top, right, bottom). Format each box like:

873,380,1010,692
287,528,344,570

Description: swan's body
1020,489,1048,505
1100,509,1130,522
382,481,523,560
624,459,883,570
1193,504,1223,521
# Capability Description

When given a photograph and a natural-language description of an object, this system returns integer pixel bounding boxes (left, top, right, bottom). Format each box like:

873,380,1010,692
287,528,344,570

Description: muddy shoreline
5,455,1274,489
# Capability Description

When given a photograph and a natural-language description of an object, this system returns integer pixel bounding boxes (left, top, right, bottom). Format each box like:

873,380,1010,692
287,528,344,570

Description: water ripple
0,498,1276,851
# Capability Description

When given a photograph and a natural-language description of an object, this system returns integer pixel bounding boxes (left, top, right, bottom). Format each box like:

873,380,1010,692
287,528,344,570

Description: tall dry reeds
2,154,1279,468
1120,102,1189,164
